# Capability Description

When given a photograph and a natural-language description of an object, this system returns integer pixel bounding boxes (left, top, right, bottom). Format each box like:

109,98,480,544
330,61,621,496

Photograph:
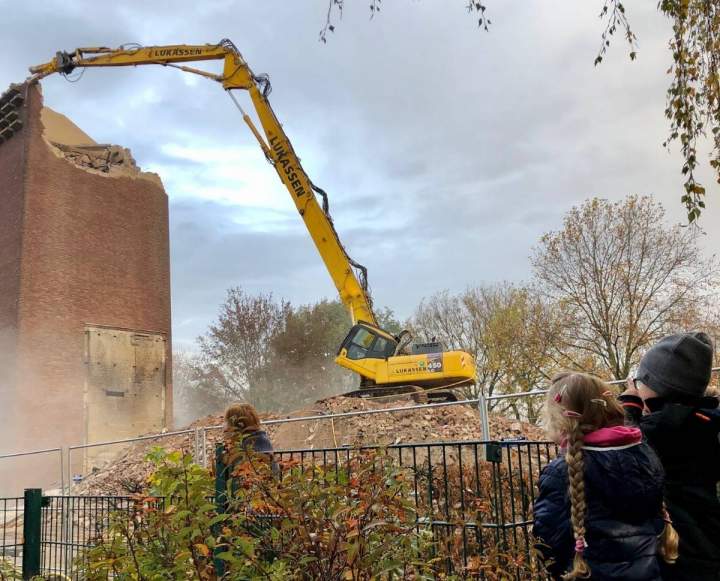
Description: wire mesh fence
273,440,558,576
0,498,23,575
0,439,559,578
39,496,138,579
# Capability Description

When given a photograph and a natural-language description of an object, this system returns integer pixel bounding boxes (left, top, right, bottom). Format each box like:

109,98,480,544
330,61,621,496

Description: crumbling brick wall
0,87,27,456
0,83,172,494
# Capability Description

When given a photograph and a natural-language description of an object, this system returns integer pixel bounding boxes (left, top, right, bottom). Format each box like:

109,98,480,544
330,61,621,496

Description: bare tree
194,290,404,412
172,349,228,427
412,283,564,421
532,195,717,379
195,288,290,404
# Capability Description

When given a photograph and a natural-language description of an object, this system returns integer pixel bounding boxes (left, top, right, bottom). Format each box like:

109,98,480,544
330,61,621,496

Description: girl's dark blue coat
533,441,665,580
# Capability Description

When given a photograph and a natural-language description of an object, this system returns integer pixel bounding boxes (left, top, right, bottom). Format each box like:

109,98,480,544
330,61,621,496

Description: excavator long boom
30,41,377,326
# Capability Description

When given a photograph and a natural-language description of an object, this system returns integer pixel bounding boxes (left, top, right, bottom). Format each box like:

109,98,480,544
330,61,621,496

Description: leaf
194,543,210,557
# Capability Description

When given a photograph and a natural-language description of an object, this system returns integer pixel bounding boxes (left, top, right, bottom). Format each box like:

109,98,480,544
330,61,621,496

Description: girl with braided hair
533,373,676,580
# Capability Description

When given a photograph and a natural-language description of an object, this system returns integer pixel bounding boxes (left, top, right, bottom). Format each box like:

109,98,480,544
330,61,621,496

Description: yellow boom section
29,40,377,326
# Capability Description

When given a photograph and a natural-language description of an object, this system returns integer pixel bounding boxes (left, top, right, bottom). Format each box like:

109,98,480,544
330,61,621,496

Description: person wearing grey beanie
635,332,714,402
620,331,720,581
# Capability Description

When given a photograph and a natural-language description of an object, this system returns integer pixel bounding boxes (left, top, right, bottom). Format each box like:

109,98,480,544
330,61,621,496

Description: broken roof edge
25,83,164,187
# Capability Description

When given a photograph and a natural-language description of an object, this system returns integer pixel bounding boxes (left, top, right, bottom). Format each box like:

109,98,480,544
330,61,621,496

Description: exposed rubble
50,143,141,175
40,105,162,184
74,396,545,495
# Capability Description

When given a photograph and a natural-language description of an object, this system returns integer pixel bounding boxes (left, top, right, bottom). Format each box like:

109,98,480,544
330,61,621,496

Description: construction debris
73,396,545,496
51,143,141,175
39,106,162,184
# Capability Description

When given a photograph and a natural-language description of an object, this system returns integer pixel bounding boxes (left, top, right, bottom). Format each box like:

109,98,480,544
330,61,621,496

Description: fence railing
0,439,559,579
40,495,138,579
0,448,64,497
3,366,717,496
65,428,196,495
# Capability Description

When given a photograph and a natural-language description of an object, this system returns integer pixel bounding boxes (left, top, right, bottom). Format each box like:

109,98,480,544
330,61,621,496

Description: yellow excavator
28,40,476,401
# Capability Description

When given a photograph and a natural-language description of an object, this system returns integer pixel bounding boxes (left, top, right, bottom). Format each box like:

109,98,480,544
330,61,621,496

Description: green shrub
0,559,20,580
83,448,445,580
83,446,545,579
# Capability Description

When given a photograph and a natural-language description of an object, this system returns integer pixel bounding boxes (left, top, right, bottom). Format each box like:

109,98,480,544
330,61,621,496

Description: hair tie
590,398,607,407
601,390,613,397
662,508,673,525
554,385,568,403
574,537,588,553
562,410,582,418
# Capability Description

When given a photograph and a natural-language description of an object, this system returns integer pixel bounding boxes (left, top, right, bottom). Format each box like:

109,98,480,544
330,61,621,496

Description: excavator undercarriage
344,383,464,403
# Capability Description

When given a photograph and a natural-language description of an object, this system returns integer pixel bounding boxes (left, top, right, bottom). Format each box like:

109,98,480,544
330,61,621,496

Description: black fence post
21,488,42,579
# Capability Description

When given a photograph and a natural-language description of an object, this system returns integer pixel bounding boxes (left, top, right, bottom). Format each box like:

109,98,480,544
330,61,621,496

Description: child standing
533,372,676,580
221,403,279,481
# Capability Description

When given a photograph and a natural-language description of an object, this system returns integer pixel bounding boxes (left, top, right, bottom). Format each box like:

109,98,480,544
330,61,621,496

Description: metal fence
1,439,559,579
3,397,519,494
40,495,138,579
273,440,558,576
0,497,23,574
7,366,715,496
65,428,196,494
0,448,64,497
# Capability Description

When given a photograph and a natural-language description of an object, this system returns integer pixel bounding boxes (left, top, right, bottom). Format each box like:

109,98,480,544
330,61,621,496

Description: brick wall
0,86,28,451
0,84,172,493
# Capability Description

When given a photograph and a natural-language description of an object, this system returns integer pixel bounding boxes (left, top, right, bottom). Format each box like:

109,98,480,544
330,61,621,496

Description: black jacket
533,441,665,580
238,430,280,478
621,395,720,580
241,429,275,455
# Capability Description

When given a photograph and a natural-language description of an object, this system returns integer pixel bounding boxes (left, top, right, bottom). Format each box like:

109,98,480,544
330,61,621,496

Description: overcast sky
2,1,718,348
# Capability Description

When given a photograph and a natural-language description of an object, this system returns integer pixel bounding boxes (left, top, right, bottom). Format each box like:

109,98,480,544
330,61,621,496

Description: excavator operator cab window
342,325,397,360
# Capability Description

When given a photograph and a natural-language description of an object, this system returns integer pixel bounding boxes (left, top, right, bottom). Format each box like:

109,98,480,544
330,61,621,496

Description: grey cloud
170,199,335,343
2,0,718,348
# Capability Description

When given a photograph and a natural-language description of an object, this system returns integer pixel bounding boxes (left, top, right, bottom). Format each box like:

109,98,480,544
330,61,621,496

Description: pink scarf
560,425,642,449
584,425,642,447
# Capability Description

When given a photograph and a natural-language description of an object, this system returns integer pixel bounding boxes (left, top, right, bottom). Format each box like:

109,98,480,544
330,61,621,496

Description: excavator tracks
344,385,459,403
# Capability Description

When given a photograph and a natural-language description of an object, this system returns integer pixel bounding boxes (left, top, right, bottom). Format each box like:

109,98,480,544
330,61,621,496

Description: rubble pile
74,396,545,495
269,396,545,450
39,106,161,184
51,143,141,175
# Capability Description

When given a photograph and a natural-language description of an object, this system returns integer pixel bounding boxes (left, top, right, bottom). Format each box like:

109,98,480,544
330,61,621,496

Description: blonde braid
562,420,590,580
658,502,679,564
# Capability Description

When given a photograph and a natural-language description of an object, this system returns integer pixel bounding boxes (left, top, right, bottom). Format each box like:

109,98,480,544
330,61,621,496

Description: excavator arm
29,40,377,327
28,40,477,398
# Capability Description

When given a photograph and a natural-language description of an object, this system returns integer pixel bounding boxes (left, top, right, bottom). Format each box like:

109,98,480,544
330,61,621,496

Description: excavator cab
336,323,476,401
338,323,398,361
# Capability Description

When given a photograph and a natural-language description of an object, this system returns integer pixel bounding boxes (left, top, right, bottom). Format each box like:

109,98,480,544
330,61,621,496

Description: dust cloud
0,327,20,496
